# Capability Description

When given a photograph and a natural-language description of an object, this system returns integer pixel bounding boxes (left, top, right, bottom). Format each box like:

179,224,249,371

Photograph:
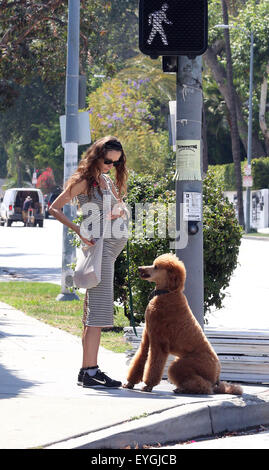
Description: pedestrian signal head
139,0,208,58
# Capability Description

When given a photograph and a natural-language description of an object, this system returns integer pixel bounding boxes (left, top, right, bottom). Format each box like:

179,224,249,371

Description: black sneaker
77,368,87,386
83,369,122,388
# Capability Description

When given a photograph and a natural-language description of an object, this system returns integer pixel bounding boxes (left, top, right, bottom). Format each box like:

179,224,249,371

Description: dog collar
148,289,169,300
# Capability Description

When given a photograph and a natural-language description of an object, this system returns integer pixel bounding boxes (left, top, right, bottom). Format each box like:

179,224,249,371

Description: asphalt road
0,218,63,284
160,426,269,449
206,235,269,330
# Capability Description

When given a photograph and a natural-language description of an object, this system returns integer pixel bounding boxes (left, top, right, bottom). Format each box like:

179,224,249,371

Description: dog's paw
142,385,153,392
123,382,134,389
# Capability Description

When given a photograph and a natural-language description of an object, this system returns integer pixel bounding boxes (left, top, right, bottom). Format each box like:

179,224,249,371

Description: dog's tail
214,380,243,395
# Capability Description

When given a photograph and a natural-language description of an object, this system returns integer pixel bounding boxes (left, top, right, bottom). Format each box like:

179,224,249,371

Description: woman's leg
80,325,121,388
82,325,102,368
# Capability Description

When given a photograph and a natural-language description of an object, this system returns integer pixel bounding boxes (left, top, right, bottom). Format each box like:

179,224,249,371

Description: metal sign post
175,56,204,328
57,0,80,301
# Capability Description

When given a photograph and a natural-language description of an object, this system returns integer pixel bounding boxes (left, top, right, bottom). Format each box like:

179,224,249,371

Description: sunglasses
103,157,122,167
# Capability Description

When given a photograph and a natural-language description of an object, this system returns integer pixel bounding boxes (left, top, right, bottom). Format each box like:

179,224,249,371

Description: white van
0,188,45,227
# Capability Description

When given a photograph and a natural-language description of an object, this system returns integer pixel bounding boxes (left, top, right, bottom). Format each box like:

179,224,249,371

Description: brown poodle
123,253,243,395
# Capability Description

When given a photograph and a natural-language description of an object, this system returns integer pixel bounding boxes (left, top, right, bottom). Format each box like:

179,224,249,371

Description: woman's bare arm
105,175,128,219
49,179,95,246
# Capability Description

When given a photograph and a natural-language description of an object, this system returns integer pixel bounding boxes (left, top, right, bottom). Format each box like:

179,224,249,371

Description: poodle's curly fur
124,253,243,395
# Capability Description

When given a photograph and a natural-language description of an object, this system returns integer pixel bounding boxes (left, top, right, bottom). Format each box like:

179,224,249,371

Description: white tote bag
73,237,104,289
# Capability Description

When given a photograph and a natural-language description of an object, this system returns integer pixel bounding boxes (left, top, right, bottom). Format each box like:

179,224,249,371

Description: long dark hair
66,136,128,198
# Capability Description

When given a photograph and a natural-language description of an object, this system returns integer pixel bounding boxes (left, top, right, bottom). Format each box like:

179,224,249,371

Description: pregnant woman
49,136,129,388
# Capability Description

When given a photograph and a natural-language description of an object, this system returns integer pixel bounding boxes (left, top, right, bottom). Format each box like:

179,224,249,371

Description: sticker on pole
243,164,253,187
243,175,253,187
244,164,252,176
174,140,201,181
183,192,202,221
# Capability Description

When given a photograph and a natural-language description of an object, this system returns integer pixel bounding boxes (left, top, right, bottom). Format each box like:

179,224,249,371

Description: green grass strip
0,282,130,353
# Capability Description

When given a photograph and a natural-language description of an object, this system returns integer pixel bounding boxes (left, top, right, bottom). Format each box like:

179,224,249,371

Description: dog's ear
167,263,186,291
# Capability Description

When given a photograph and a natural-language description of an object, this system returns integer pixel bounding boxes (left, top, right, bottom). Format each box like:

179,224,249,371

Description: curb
242,235,269,241
45,390,269,449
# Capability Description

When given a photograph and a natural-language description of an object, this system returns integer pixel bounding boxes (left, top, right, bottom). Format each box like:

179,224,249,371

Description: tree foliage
0,0,68,108
31,120,64,186
87,74,174,176
0,78,64,185
0,0,139,184
0,0,139,109
1,0,269,187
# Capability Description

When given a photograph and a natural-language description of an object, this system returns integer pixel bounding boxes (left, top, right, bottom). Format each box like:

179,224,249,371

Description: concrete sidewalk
1,301,269,450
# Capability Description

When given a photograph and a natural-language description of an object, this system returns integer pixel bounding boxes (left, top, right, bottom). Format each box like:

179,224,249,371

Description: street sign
243,175,253,187
244,164,252,176
139,0,208,57
243,164,253,187
60,111,91,147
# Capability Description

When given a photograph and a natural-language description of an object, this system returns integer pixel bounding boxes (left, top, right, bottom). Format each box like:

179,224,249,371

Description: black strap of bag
126,240,137,337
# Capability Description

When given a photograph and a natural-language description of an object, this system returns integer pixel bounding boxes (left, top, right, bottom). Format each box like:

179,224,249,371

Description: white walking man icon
147,3,173,46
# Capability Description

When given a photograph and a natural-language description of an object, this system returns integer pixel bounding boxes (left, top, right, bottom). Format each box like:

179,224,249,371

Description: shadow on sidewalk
0,328,40,399
0,363,38,399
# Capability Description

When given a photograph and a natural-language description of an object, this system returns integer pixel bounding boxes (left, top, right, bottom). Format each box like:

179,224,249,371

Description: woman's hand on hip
77,227,96,246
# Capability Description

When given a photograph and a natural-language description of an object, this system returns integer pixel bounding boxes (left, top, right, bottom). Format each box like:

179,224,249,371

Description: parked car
0,188,45,227
45,190,61,218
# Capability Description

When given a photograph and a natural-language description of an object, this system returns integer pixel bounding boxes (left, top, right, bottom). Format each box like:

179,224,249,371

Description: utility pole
245,30,254,234
175,56,204,328
138,0,207,328
57,0,80,301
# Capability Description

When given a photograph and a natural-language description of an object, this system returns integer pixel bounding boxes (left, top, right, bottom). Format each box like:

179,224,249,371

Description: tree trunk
203,47,265,158
17,156,23,187
221,0,244,227
259,63,269,155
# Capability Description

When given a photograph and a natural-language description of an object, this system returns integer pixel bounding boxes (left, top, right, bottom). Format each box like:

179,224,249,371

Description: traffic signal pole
138,0,207,327
175,56,204,328
57,0,80,301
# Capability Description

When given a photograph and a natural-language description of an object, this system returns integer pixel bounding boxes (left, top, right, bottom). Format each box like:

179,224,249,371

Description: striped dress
77,174,128,327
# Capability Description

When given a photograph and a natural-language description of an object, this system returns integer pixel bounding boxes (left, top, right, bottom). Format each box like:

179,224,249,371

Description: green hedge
210,157,269,191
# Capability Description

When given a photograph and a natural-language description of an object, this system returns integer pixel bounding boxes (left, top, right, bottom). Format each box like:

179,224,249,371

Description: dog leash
126,240,138,337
